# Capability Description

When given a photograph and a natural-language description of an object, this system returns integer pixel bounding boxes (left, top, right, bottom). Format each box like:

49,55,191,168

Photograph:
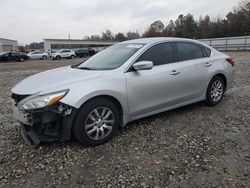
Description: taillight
226,58,235,66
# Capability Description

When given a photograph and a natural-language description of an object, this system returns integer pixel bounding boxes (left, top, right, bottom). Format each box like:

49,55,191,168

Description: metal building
0,38,18,53
44,39,117,53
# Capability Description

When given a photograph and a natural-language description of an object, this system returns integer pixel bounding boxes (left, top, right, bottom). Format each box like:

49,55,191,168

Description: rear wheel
205,76,225,106
71,55,75,59
73,98,120,146
19,58,24,62
42,55,47,60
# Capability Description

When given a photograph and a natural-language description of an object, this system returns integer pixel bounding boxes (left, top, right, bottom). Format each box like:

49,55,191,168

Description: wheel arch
75,94,127,127
204,72,228,99
209,73,227,90
215,73,227,89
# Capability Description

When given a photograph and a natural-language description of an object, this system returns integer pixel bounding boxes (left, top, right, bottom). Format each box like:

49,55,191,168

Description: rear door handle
170,70,180,75
205,62,212,67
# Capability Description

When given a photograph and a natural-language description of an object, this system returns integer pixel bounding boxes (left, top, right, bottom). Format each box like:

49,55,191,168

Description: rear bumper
226,67,235,91
14,103,77,148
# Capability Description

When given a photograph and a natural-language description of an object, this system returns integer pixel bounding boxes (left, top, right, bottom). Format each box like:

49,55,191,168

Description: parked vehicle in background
51,49,76,60
89,48,97,56
11,37,235,147
0,52,29,62
74,48,89,58
27,51,49,60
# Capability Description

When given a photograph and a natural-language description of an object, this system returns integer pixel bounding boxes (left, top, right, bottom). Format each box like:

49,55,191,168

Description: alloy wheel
84,107,115,141
210,80,223,102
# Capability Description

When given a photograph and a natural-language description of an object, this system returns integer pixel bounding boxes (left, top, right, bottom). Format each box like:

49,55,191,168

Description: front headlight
21,90,69,110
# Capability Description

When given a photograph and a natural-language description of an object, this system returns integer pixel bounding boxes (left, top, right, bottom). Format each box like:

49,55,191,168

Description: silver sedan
12,37,235,147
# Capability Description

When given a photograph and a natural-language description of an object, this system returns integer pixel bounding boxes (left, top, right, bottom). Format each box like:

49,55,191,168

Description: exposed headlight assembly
20,90,69,110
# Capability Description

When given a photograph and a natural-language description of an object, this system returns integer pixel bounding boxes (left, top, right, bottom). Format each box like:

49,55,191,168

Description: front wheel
71,55,75,59
205,76,225,106
73,98,120,146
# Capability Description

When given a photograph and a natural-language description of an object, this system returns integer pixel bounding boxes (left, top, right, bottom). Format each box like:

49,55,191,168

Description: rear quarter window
204,47,211,57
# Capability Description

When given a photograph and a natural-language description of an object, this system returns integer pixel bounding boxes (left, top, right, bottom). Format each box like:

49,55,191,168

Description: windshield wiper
77,67,93,70
71,63,81,68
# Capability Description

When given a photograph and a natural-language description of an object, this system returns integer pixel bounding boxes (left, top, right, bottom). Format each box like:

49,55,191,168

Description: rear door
60,50,68,58
173,42,211,101
63,50,71,57
35,52,43,59
31,52,40,59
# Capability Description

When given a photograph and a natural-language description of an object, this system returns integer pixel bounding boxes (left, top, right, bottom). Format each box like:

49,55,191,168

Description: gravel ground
0,53,249,188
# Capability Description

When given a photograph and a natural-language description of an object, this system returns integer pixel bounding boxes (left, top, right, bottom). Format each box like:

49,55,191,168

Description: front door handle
205,62,212,67
170,70,180,75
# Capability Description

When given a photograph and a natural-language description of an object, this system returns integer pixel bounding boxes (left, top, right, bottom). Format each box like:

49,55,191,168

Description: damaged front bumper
13,102,77,148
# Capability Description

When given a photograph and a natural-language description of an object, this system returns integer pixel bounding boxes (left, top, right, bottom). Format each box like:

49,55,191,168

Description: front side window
176,42,204,61
136,43,175,66
78,43,144,70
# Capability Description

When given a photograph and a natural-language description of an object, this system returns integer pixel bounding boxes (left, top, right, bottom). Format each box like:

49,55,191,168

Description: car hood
12,66,104,95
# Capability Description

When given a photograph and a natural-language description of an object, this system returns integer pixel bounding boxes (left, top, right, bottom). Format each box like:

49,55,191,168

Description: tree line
84,0,250,41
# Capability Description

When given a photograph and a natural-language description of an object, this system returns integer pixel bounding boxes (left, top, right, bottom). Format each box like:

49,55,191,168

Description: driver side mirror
132,61,153,71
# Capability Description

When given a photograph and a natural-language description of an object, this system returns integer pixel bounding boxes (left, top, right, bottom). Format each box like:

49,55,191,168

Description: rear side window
204,47,211,57
136,43,175,66
176,42,204,61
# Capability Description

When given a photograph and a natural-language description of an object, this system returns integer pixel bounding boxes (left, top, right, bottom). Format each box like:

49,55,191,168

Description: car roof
121,37,205,46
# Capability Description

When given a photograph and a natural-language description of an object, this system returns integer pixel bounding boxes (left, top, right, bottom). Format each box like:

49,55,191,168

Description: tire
205,75,225,106
71,55,75,59
73,98,120,147
19,58,24,62
42,55,47,60
56,56,61,60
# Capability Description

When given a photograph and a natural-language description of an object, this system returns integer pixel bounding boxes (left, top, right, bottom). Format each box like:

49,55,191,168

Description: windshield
77,43,144,70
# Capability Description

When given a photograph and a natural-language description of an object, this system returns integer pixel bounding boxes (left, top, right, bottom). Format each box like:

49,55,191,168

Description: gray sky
0,0,239,45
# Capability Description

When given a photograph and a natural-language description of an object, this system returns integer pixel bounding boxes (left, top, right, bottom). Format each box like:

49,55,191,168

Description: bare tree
115,33,127,41
101,29,114,40
126,31,140,39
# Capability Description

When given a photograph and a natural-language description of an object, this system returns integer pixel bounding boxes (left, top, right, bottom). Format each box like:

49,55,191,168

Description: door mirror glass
132,61,153,71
